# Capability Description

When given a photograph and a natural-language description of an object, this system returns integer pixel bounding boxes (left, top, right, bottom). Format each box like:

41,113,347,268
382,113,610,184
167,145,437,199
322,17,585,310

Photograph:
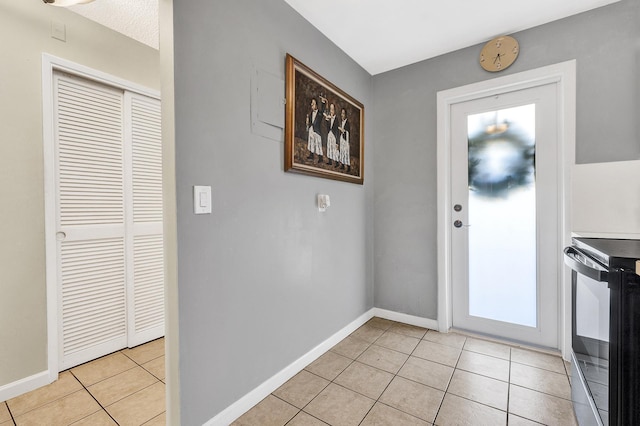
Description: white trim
42,54,160,99
0,371,52,403
42,53,161,386
204,309,376,426
559,60,577,360
436,60,576,359
203,308,442,425
451,327,562,357
42,55,59,385
371,308,439,331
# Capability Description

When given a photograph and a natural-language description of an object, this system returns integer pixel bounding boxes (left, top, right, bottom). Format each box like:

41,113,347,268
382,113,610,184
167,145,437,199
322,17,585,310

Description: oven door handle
564,246,608,282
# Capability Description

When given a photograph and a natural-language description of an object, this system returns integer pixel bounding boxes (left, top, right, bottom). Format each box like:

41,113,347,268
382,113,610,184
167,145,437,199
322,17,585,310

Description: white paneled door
450,83,559,348
53,72,163,371
125,92,165,348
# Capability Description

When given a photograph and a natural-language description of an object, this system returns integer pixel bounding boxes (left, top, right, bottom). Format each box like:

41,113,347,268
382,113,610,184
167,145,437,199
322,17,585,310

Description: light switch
194,186,212,214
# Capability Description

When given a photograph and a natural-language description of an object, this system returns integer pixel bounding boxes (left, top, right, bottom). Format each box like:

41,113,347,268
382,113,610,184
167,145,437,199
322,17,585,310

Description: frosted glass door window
467,104,537,327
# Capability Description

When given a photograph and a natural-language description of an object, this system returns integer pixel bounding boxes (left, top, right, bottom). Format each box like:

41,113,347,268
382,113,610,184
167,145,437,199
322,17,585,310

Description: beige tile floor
0,338,165,426
233,318,578,426
1,320,578,426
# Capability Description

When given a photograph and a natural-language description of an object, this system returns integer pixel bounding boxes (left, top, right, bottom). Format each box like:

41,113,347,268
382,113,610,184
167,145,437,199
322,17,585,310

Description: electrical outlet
317,194,330,212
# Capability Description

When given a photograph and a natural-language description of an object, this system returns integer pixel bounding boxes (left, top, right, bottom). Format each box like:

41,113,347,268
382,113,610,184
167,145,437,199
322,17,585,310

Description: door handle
56,231,66,241
454,220,463,228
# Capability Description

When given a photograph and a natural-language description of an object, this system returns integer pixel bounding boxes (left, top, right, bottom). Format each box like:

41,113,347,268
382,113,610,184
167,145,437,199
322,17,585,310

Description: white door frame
436,60,576,359
42,54,160,382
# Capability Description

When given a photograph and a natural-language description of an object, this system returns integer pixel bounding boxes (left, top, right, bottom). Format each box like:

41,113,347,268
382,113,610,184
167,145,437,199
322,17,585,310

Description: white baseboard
204,308,440,425
372,308,439,331
0,370,53,403
204,308,376,426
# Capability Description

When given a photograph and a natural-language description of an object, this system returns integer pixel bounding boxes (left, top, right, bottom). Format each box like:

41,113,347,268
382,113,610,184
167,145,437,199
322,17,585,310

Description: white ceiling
69,0,158,50
284,0,620,75
67,0,620,72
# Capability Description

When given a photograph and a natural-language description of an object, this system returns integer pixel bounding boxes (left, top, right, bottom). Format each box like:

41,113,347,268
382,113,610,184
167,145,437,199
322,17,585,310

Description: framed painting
285,54,364,184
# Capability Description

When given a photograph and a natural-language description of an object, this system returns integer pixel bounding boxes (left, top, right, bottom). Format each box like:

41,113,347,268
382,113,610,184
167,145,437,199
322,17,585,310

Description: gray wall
172,0,373,423
372,0,639,319
172,0,638,422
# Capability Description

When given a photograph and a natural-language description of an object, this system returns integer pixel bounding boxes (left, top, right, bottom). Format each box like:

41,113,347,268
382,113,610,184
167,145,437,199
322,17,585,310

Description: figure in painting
306,96,326,162
324,103,340,166
338,107,351,173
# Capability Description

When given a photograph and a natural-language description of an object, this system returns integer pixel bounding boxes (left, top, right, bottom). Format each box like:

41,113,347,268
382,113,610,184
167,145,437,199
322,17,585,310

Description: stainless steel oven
564,238,640,426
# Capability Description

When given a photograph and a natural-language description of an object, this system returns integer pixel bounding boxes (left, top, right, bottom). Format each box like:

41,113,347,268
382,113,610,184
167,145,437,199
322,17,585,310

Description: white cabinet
572,160,640,239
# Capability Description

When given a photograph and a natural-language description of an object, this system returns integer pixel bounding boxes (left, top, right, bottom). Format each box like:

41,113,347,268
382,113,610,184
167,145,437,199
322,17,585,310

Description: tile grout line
292,338,362,424
137,361,165,382
141,412,167,426
457,343,573,398
348,323,464,424
353,324,437,425
4,401,16,426
71,342,166,425
507,348,512,424
69,369,121,425
3,339,165,426
120,344,167,383
454,339,560,424
120,353,164,368
302,320,393,425
275,362,334,425
4,378,94,423
275,392,327,426
264,320,573,425
382,327,438,424
509,346,575,424
424,334,572,424
355,321,398,426
430,331,468,425
73,364,140,389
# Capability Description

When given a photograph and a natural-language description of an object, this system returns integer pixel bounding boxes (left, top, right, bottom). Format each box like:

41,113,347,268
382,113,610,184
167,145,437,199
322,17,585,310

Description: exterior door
450,83,559,348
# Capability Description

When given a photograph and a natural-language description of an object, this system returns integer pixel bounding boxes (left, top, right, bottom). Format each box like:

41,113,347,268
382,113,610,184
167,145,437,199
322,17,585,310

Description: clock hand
493,53,501,64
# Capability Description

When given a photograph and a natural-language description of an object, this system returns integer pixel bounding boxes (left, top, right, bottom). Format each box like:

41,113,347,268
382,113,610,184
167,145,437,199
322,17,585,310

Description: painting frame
285,54,364,185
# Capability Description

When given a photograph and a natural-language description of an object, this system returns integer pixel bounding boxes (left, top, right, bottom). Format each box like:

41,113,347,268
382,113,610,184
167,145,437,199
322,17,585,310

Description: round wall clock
479,36,519,72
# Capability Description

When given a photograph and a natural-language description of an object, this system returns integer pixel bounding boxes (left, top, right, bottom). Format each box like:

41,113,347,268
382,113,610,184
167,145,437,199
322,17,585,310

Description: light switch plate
194,186,212,214
51,21,66,42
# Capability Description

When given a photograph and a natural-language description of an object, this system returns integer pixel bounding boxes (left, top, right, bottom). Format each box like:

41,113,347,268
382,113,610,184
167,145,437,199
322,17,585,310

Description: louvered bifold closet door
54,72,127,370
125,93,164,347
